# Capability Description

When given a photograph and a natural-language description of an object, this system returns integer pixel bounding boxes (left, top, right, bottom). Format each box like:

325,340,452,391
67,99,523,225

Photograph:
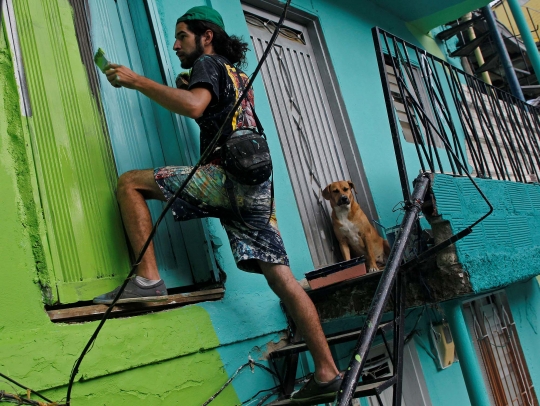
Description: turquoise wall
413,314,472,406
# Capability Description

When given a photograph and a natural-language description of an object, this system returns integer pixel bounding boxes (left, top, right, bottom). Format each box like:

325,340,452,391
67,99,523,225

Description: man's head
173,6,249,69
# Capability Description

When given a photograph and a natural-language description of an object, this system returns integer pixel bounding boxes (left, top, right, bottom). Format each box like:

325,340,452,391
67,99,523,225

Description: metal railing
374,27,540,198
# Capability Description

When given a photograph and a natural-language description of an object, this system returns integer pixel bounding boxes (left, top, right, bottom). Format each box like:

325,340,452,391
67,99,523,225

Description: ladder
266,173,430,405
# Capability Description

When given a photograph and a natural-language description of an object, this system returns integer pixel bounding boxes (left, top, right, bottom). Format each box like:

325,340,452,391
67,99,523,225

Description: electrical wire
254,389,280,406
65,1,291,404
404,306,427,344
240,385,280,405
201,359,279,406
239,374,313,406
0,373,55,404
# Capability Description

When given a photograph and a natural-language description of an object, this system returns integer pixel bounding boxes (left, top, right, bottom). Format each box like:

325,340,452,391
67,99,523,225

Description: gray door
244,6,374,267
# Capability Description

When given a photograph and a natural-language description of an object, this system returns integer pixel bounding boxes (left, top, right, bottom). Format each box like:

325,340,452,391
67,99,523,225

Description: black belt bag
221,129,272,185
219,100,274,230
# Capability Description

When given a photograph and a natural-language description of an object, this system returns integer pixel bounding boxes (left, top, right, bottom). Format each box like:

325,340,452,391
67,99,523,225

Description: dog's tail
383,239,391,257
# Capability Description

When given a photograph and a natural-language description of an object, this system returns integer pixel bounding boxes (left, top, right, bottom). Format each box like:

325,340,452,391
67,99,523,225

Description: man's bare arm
105,64,211,119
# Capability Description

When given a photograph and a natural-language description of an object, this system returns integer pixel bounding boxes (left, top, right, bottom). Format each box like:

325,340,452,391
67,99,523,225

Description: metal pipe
336,173,430,406
482,5,525,101
463,12,493,84
443,300,492,406
507,0,540,87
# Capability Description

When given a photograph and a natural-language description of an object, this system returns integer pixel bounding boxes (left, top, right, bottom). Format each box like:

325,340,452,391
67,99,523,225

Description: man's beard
180,38,204,69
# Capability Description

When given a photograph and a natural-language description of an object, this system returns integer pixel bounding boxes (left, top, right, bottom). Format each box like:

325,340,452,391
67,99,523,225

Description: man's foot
93,278,168,304
290,374,342,404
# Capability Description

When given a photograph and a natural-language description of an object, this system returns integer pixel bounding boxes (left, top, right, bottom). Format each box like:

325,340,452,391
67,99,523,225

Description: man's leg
258,261,339,383
116,169,166,280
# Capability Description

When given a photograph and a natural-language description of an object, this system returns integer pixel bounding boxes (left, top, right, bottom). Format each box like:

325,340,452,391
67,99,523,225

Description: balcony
312,28,540,321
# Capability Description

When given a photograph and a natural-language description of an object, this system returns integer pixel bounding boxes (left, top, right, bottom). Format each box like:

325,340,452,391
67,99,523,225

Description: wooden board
47,288,225,322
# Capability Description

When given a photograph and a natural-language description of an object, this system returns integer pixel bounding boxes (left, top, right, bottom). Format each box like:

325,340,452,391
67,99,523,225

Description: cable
404,306,427,344
239,374,312,406
254,389,280,406
65,2,291,404
201,359,279,406
240,385,280,405
0,373,54,404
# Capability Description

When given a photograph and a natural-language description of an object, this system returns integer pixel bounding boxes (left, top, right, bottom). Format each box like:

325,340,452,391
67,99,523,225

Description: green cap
177,6,225,31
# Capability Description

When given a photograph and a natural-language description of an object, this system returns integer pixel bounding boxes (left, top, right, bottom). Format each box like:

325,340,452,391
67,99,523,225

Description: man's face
173,22,204,69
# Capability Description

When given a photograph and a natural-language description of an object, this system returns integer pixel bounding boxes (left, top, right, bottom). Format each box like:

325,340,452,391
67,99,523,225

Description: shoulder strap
236,69,265,136
249,100,265,136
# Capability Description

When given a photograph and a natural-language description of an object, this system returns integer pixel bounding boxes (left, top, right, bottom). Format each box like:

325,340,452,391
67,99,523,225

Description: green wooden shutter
13,0,130,304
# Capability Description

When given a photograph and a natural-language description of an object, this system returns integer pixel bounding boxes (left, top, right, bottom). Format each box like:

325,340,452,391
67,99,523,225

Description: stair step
266,376,397,405
514,67,531,75
476,53,500,74
270,323,392,359
436,16,484,41
450,32,489,57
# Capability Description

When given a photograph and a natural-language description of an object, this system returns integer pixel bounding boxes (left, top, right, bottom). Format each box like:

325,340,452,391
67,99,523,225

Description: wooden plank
47,288,225,322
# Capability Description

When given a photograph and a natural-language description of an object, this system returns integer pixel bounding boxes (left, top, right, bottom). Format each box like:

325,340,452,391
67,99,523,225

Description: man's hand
103,63,211,118
105,64,140,89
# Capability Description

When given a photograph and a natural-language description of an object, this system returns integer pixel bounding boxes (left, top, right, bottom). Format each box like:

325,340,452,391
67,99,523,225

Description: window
385,58,443,148
463,292,538,406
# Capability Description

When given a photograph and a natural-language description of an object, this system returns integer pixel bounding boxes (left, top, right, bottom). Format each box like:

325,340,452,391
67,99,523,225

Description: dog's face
322,180,355,207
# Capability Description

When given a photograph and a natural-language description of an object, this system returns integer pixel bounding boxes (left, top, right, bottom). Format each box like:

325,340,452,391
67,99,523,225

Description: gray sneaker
93,278,168,304
290,374,342,405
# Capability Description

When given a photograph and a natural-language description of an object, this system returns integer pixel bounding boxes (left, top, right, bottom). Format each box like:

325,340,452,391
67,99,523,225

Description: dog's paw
368,267,379,273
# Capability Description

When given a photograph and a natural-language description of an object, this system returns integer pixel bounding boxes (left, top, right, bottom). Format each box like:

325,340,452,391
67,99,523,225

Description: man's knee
118,170,142,195
117,169,163,200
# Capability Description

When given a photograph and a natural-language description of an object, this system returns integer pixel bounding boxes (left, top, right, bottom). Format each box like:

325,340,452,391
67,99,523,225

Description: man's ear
348,180,356,192
322,185,331,200
202,29,214,47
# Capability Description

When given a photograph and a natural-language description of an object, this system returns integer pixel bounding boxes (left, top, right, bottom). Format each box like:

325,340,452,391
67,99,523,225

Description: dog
323,180,390,272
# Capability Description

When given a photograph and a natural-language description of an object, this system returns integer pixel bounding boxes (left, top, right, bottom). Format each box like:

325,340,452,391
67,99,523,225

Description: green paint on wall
40,349,240,405
0,305,223,393
0,14,53,326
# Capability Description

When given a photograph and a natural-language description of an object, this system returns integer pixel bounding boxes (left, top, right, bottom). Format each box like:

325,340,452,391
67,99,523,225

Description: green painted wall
431,174,540,292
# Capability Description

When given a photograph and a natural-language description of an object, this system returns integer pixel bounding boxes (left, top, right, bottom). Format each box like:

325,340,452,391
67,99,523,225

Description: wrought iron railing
373,27,540,199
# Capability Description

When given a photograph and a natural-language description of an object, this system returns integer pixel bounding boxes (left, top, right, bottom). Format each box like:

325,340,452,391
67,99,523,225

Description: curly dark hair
184,20,249,69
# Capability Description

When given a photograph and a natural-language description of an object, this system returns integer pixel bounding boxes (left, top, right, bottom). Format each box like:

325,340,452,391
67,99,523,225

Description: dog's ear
322,185,331,200
348,180,356,191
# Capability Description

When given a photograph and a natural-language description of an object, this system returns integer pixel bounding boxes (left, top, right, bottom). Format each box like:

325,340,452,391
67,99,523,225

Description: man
93,6,341,404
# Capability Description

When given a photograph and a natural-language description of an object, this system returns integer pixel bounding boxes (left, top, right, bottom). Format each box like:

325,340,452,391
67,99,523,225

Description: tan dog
323,180,391,272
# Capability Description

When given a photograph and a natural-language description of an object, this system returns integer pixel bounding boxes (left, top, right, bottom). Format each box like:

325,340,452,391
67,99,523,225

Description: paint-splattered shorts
154,164,289,273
